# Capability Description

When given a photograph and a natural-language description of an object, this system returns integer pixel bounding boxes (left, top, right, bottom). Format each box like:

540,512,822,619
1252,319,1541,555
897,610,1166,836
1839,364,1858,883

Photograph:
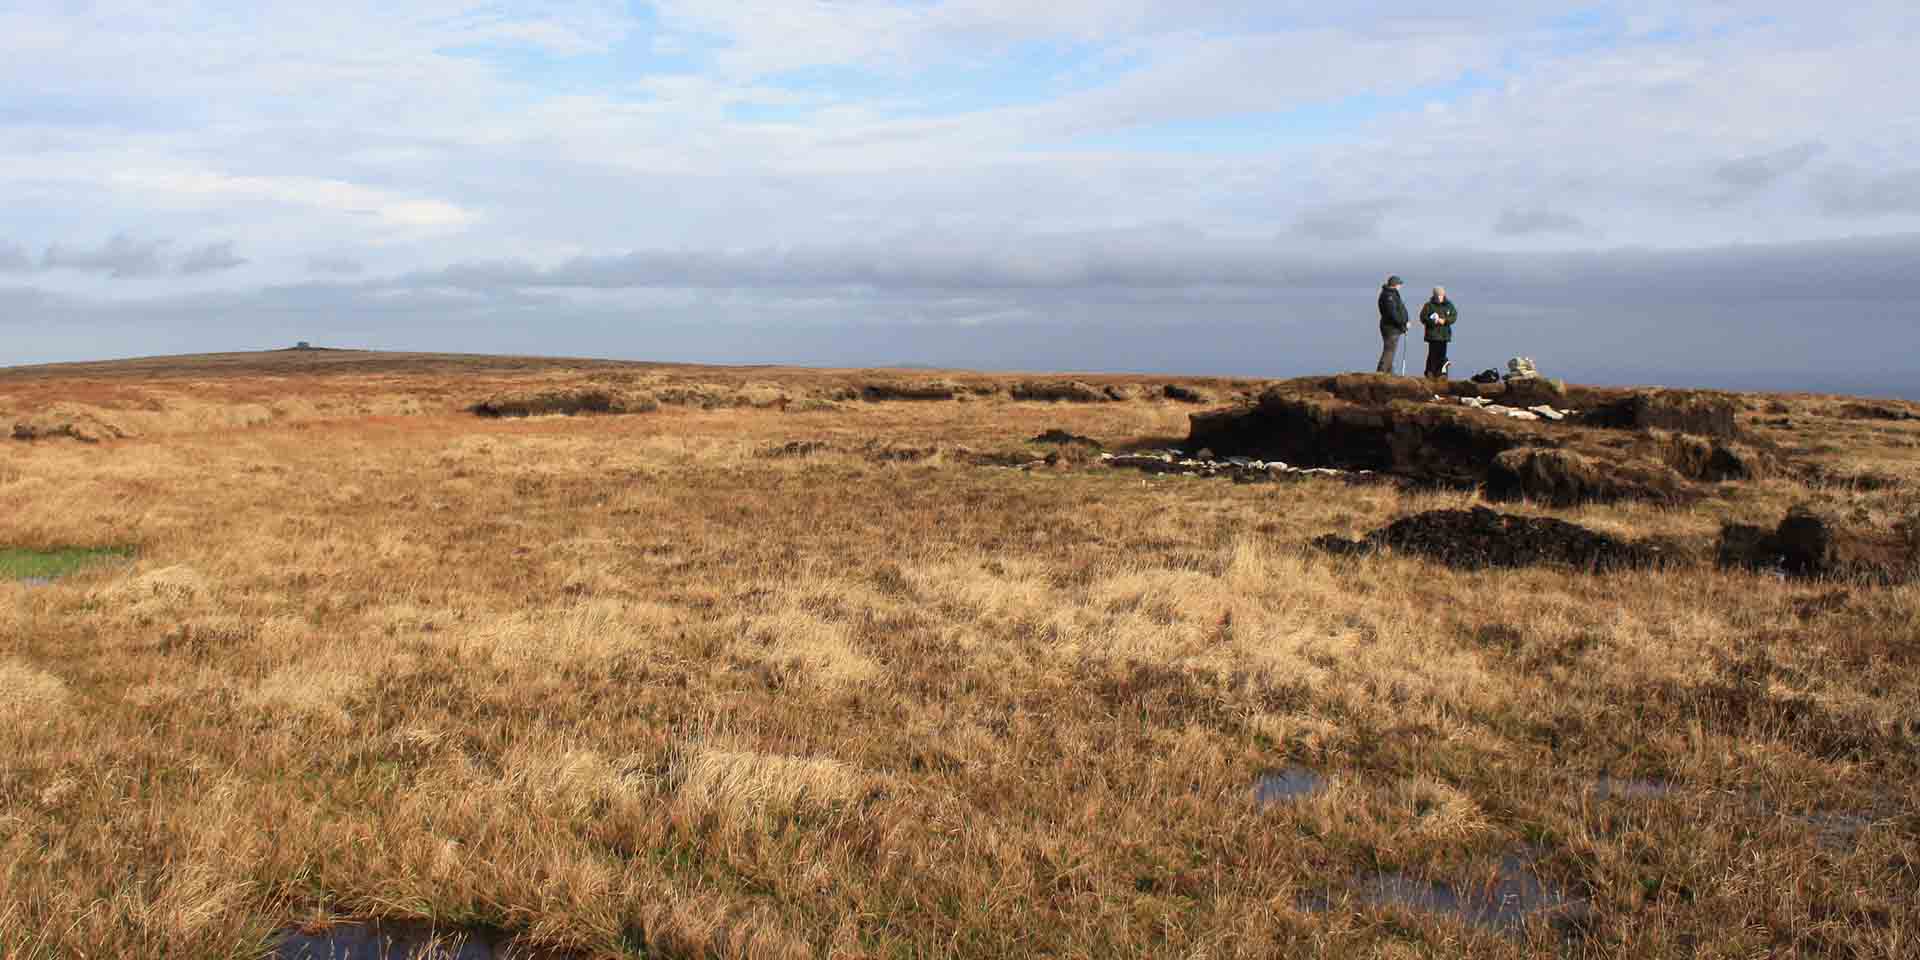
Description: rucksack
1471,369,1501,384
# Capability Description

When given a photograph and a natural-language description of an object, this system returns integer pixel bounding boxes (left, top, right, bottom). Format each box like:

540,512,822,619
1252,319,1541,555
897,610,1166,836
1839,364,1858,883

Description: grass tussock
0,352,1917,958
733,602,883,688
0,659,69,716
672,743,866,817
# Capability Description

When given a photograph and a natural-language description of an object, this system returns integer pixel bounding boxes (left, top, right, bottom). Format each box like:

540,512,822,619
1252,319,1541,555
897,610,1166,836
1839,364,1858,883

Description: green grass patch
0,545,135,581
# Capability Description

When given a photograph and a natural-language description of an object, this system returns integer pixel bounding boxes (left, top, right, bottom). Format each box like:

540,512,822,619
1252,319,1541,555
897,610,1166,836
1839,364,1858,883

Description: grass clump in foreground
0,354,1917,959
0,545,133,581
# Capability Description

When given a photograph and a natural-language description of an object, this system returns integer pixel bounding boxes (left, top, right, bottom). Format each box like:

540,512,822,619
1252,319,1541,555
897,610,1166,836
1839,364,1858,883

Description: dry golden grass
1,351,1916,959
0,658,69,717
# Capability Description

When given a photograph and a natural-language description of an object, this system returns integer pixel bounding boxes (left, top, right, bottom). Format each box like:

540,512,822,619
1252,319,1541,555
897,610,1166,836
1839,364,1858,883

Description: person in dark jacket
1376,275,1409,373
1419,286,1457,378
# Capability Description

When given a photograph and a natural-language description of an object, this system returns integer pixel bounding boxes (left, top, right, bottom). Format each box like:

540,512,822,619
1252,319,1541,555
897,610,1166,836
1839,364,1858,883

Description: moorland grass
0,354,1916,960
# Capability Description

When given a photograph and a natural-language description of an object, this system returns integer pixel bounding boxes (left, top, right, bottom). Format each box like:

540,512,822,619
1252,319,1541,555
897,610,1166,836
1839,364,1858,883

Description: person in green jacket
1419,286,1457,379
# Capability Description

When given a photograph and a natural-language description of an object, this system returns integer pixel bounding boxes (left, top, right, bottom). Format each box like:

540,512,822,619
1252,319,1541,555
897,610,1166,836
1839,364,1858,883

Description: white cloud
1815,167,1920,217
307,255,367,275
437,1,635,55
109,170,475,229
0,1,1917,372
0,242,33,273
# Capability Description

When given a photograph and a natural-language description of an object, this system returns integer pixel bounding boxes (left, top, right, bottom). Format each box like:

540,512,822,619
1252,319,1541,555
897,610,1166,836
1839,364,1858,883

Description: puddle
1587,777,1677,801
1583,777,1889,851
272,920,541,960
1253,767,1327,808
1304,853,1589,936
1795,812,1880,851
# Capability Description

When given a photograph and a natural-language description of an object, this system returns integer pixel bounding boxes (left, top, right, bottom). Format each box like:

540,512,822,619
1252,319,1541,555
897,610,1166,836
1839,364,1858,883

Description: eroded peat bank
2,351,1917,959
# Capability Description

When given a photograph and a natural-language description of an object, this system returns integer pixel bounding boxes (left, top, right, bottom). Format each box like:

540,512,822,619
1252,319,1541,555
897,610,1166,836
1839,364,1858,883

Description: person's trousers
1376,329,1403,374
1424,340,1450,378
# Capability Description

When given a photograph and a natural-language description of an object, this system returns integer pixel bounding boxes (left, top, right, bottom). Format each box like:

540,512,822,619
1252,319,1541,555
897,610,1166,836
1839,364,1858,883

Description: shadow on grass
1110,434,1189,455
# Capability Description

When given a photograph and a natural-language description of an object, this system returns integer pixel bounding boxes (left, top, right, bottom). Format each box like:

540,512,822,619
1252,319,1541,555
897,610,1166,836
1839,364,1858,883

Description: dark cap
1386,275,1403,286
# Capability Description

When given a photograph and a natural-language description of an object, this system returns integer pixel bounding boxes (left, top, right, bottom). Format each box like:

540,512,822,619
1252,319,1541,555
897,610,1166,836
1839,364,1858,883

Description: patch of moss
0,545,135,581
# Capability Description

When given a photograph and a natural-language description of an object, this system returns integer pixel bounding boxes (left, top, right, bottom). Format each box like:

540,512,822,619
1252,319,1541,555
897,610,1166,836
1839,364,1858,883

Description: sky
3,1,1919,394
